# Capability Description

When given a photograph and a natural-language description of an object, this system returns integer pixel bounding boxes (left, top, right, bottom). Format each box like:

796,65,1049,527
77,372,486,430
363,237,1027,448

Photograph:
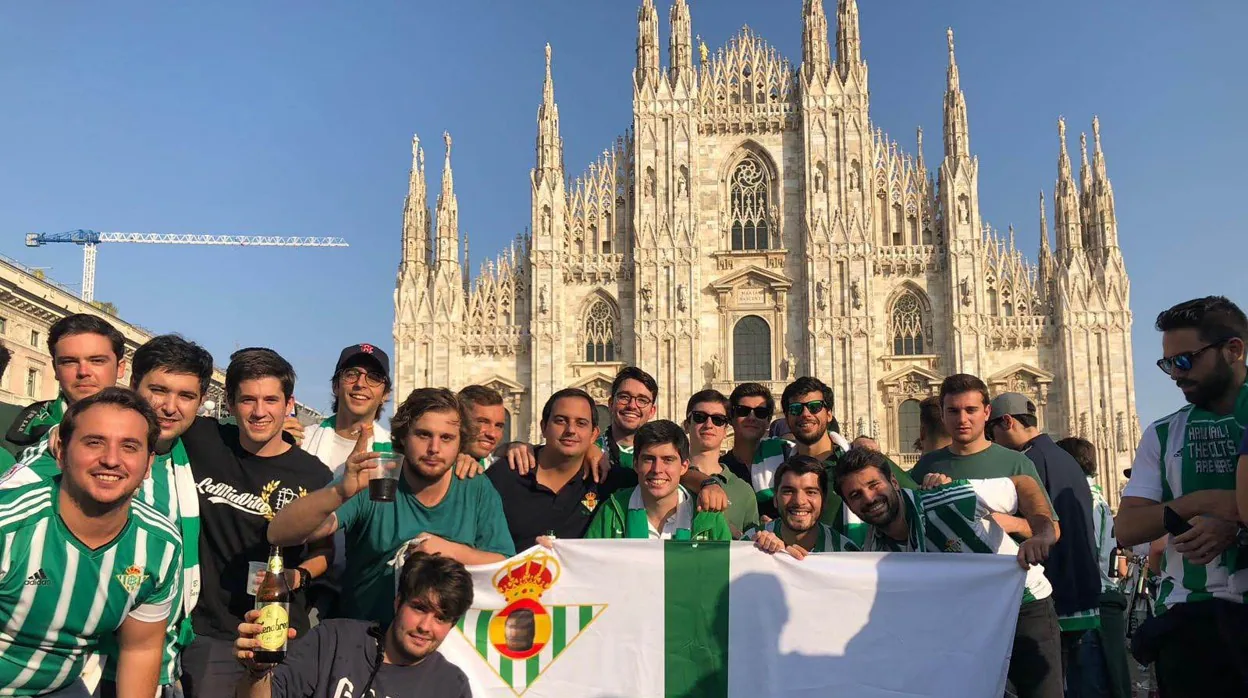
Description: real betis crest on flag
455,552,606,694
441,541,1026,698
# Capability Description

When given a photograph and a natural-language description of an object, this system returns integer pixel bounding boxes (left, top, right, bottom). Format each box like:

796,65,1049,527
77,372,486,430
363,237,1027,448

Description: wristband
294,566,311,589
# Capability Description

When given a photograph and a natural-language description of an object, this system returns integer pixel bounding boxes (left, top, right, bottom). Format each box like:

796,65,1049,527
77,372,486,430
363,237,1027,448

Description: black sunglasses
1156,338,1231,376
732,405,773,420
785,400,827,417
688,411,729,427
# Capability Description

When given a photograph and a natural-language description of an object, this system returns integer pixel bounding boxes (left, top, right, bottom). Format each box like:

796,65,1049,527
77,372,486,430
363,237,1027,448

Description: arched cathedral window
891,292,925,356
733,315,772,380
584,300,615,363
729,154,771,251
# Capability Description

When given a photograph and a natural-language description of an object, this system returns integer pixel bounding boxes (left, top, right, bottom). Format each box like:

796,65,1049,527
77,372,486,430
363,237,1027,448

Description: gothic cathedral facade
392,0,1139,503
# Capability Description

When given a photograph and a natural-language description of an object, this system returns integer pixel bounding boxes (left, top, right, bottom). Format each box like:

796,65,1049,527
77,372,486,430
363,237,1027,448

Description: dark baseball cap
988,392,1036,418
334,343,391,382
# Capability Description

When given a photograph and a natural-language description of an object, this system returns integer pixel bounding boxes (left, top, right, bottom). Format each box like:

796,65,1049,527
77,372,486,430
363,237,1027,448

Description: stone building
392,0,1138,502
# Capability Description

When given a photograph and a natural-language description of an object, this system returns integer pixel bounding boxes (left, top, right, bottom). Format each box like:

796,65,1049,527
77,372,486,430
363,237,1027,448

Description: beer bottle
254,546,291,664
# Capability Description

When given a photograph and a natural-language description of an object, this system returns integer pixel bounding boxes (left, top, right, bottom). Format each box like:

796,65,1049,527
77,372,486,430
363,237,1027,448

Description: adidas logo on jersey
25,569,50,586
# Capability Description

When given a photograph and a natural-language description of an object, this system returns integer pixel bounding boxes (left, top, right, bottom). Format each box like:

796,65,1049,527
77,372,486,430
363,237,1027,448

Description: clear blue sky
0,1,1243,421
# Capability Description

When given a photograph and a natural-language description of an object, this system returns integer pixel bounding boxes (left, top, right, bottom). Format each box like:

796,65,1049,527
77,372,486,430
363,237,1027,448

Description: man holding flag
586,420,731,541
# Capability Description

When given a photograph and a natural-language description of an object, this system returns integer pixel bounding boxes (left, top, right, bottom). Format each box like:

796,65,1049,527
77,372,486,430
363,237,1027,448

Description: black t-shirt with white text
184,417,330,640
270,619,471,698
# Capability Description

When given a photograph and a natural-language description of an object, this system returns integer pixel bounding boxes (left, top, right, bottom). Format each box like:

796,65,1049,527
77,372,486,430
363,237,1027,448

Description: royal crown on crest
491,551,561,603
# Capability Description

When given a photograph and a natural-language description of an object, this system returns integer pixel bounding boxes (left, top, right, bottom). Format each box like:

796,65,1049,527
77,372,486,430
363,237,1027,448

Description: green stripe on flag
527,656,539,686
553,606,567,653
475,611,491,660
664,541,730,698
500,657,512,685
580,604,593,628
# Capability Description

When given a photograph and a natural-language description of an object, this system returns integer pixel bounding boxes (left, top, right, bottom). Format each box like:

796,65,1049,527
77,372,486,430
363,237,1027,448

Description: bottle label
268,555,284,574
256,602,290,651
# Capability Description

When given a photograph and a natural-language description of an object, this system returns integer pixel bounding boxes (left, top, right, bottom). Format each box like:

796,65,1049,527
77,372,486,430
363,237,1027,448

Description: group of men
0,294,1244,698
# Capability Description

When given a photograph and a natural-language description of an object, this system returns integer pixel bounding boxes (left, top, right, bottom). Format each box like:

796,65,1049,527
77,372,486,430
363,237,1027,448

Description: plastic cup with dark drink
369,453,403,502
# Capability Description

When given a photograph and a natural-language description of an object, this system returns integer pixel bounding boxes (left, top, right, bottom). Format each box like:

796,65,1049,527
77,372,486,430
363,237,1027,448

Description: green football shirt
0,478,182,696
1121,382,1248,609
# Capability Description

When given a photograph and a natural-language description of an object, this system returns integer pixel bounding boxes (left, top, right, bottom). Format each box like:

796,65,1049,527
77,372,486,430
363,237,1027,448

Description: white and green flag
439,540,1025,698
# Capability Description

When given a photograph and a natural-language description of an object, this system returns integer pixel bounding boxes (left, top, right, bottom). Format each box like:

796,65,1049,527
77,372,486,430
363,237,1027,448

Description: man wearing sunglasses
780,376,917,544
716,383,792,523
677,389,759,537
1116,296,1248,696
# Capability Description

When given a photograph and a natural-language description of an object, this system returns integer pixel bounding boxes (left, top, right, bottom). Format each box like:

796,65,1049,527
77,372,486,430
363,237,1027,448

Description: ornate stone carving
959,277,972,306
639,283,654,313
815,280,828,311
851,280,862,310
709,354,722,380
676,284,688,312
538,284,549,315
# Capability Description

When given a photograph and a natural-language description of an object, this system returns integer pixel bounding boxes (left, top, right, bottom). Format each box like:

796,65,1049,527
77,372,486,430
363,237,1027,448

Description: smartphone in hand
1163,506,1193,536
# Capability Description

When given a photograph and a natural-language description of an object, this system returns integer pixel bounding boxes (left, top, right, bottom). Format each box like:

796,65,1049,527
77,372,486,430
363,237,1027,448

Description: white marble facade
392,0,1138,504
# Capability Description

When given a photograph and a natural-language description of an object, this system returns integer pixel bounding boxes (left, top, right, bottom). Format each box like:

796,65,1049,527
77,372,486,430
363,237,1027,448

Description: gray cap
989,392,1036,418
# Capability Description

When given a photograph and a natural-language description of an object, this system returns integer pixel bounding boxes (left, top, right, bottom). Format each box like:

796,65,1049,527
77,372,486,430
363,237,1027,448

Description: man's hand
920,473,952,490
1017,529,1056,569
753,531,809,560
697,483,729,513
282,417,305,446
1173,515,1238,565
409,533,457,557
753,530,784,554
235,609,298,669
455,453,483,479
536,536,556,550
506,442,538,475
338,426,383,501
587,446,609,484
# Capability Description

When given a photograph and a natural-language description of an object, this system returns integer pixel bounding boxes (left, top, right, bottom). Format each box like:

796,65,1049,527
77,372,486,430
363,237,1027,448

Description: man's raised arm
269,429,381,546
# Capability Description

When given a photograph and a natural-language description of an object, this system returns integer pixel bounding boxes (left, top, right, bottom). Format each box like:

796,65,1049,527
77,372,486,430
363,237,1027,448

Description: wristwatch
700,473,728,489
294,566,311,590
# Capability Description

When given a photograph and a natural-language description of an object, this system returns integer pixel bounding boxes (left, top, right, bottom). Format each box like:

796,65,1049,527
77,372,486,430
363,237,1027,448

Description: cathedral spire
1054,118,1083,265
462,231,471,294
435,131,459,268
669,0,694,87
401,134,431,274
916,127,926,174
636,0,661,90
535,43,563,187
835,0,862,81
942,28,971,164
802,0,831,83
1090,115,1119,253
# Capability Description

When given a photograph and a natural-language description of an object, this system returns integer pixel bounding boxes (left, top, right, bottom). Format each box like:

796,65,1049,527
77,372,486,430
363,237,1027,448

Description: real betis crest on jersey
456,551,606,695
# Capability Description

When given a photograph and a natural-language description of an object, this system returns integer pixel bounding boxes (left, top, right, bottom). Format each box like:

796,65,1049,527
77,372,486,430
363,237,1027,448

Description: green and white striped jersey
860,479,1053,603
742,519,859,553
1121,383,1248,609
0,478,182,696
747,437,794,508
1088,478,1117,593
0,437,201,686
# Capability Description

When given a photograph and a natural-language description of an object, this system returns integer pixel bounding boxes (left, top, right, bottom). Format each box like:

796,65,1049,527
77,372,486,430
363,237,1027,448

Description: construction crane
25,229,349,302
